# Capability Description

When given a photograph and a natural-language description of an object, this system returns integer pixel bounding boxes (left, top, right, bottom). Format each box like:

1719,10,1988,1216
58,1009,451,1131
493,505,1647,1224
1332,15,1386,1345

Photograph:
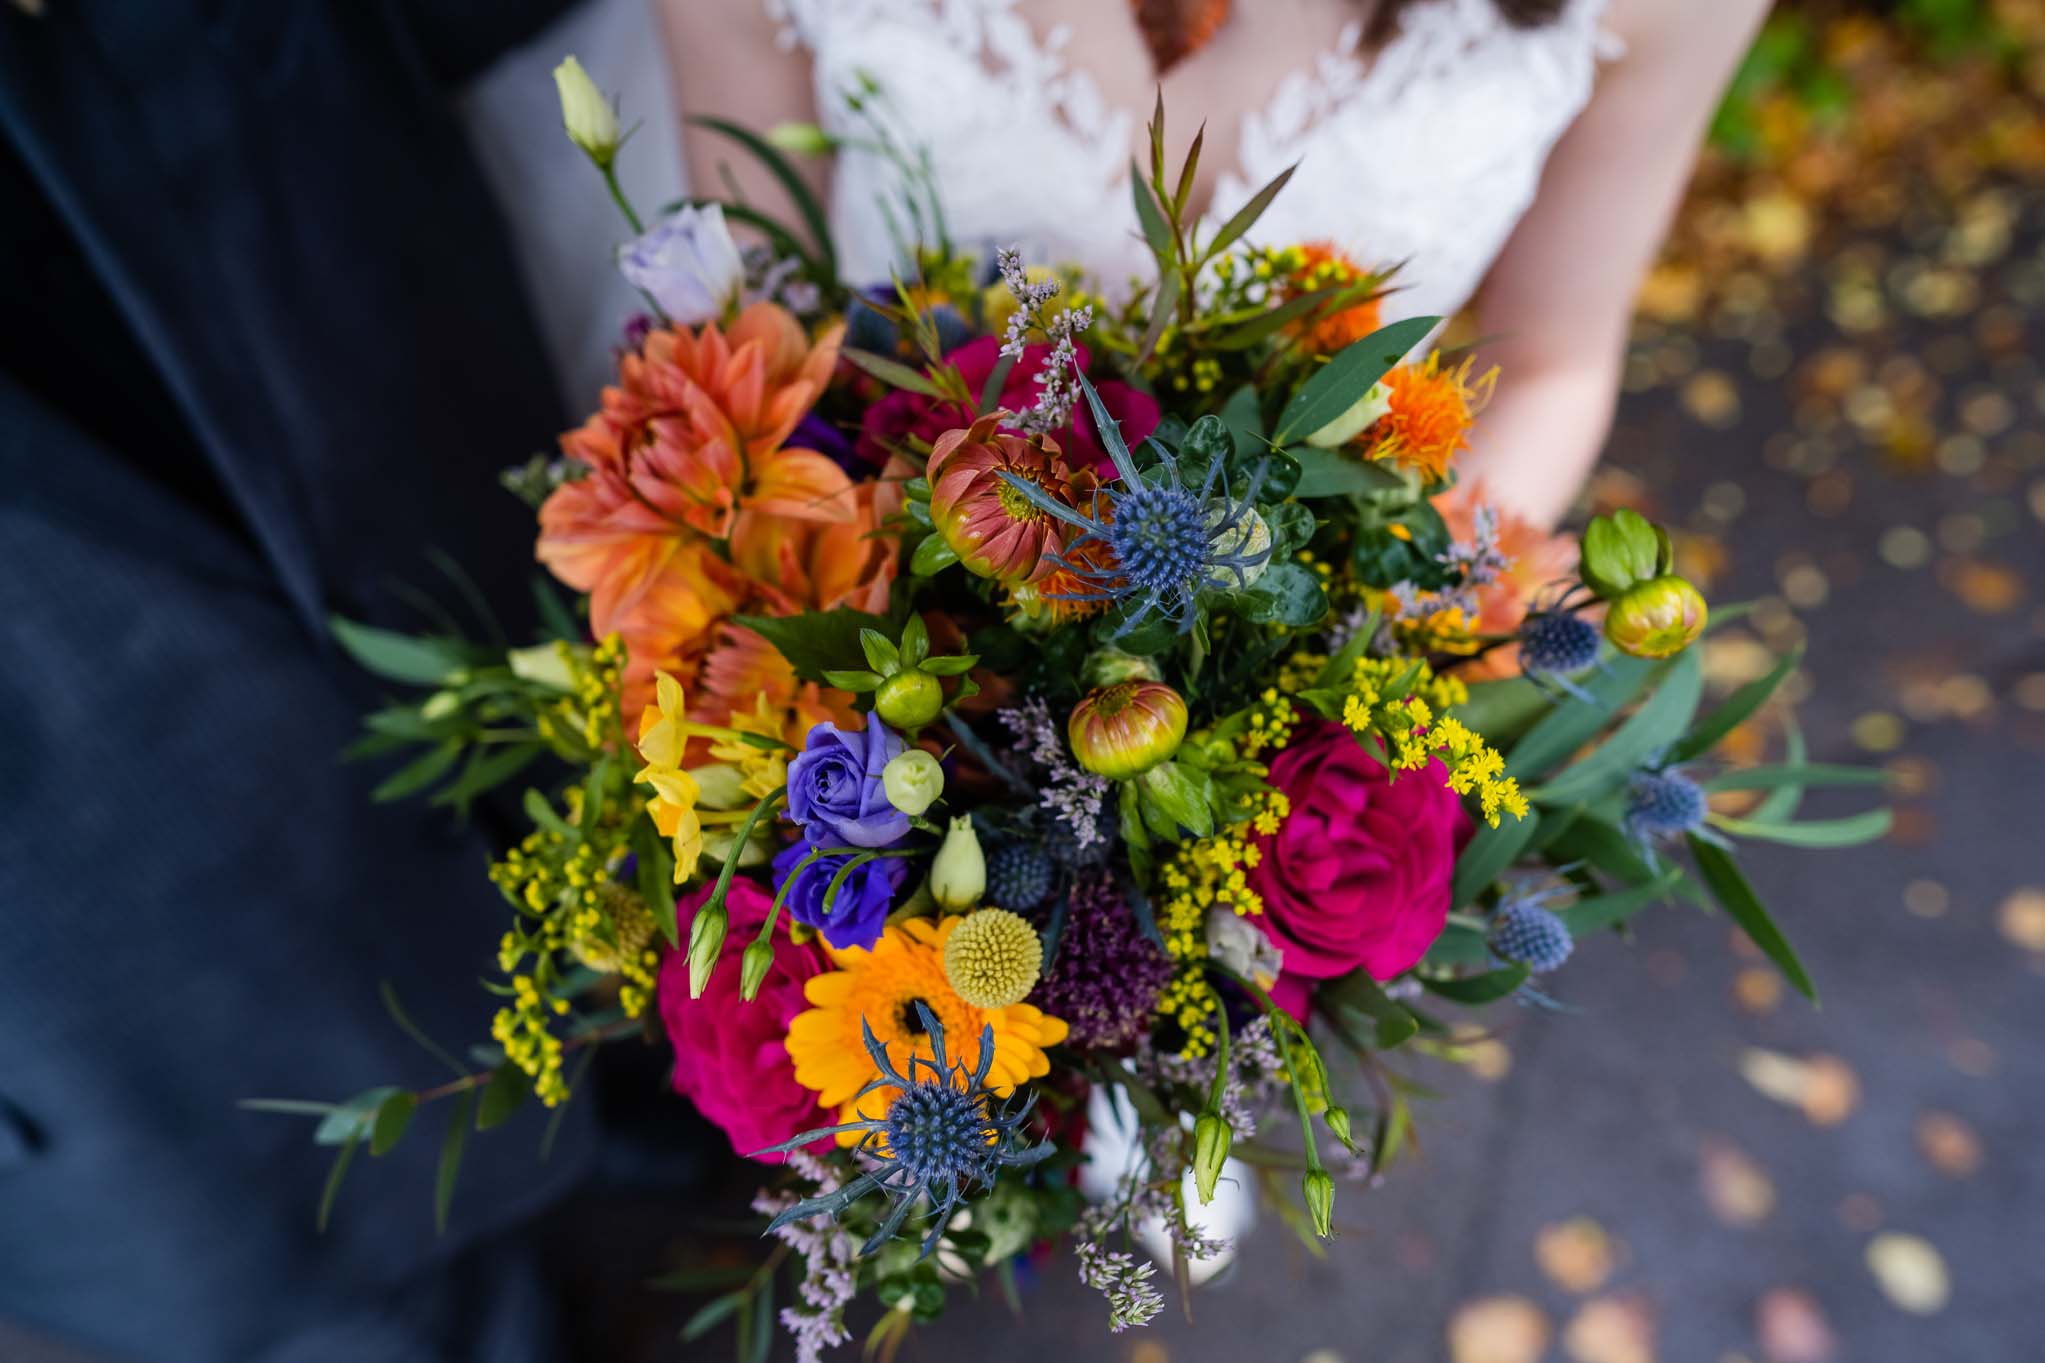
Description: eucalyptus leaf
329,616,467,687
1450,807,1542,909
315,1087,403,1146
434,1090,475,1234
477,1062,531,1131
841,346,946,398
1507,654,1664,779
1667,643,1804,764
1703,764,1889,793
1531,649,1703,807
1561,870,1683,937
371,740,462,803
1711,809,1893,848
1274,315,1437,445
1420,963,1529,1004
369,1091,417,1156
1688,834,1816,1002
1202,162,1297,262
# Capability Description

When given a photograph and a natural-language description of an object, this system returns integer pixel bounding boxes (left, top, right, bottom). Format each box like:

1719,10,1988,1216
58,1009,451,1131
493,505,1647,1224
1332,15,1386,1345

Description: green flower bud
738,937,775,1002
1325,1105,1355,1152
506,641,579,692
1080,647,1162,689
1304,379,1392,449
1604,575,1708,659
930,815,986,911
685,899,728,999
420,690,462,722
1302,1168,1335,1238
881,749,945,816
874,668,944,729
765,121,836,155
1068,681,1187,781
551,56,620,168
1192,1111,1232,1205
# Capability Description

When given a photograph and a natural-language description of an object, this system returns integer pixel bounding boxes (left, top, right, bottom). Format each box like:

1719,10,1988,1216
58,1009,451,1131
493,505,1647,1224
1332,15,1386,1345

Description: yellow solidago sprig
1153,784,1291,1057
1297,644,1527,828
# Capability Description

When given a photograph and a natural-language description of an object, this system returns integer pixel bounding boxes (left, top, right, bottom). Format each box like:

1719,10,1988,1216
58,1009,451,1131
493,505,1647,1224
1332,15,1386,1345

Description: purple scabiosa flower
772,841,910,952
1034,871,1173,1049
785,721,910,849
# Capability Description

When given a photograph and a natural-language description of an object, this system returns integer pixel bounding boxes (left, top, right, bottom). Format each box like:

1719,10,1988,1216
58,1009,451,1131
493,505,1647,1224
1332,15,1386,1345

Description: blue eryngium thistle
999,365,1272,636
1490,887,1576,974
1624,767,1710,853
753,1004,1053,1258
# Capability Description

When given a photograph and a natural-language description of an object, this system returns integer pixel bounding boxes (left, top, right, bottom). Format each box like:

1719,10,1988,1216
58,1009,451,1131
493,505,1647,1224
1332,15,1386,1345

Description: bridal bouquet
260,62,1891,1359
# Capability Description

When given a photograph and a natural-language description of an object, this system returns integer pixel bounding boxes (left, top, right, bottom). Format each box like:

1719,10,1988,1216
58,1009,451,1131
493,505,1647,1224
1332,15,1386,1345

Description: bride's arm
655,1,828,225
1460,0,1771,528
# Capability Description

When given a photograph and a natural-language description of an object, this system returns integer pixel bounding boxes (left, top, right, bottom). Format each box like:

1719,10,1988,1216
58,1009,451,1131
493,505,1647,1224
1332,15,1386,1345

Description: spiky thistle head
1519,608,1602,679
1490,887,1575,974
753,1004,1053,1258
1625,768,1708,847
995,364,1273,636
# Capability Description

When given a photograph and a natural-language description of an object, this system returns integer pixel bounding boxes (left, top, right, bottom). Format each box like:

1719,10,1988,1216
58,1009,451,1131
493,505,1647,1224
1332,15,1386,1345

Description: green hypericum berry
874,669,944,728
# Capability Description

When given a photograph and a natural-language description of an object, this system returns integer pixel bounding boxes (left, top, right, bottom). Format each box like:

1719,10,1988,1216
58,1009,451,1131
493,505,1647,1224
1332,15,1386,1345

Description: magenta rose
1247,721,1473,1015
657,878,829,1160
855,336,1159,474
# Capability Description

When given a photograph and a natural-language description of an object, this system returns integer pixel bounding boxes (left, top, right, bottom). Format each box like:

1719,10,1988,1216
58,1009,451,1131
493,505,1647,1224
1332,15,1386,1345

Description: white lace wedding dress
774,0,1615,322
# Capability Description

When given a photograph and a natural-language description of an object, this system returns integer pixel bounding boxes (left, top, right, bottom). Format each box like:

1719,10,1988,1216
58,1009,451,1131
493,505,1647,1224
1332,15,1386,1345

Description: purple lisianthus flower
618,203,744,326
772,841,909,951
785,720,910,849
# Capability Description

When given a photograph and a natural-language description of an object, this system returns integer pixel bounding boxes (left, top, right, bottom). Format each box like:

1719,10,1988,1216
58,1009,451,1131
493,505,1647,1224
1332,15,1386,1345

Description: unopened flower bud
881,749,945,816
1068,681,1187,781
420,690,462,722
1192,1111,1232,1205
507,641,579,691
1303,1168,1335,1237
765,121,835,155
1325,1105,1355,1152
1304,379,1392,449
1081,647,1161,689
875,668,944,729
930,816,986,910
686,899,728,999
552,56,620,167
738,937,775,1002
1604,575,1707,659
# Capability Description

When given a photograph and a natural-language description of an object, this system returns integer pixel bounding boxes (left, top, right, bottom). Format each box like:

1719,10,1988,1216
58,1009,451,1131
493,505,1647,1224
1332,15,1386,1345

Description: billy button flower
822,614,979,734
927,412,1097,585
1577,508,1708,659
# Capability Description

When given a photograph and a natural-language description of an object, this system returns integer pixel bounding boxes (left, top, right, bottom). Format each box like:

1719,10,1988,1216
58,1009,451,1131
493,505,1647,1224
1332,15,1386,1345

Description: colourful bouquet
258,63,1891,1359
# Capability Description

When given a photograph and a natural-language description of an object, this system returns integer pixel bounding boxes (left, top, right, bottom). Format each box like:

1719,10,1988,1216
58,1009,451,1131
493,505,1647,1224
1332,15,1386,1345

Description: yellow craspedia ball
941,908,1043,1010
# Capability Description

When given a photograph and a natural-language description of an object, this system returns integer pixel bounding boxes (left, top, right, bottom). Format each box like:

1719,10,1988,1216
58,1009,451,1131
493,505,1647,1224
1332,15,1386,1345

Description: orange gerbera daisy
1278,242,1384,355
1363,350,1498,483
1435,480,1581,681
536,303,851,638
784,917,1068,1143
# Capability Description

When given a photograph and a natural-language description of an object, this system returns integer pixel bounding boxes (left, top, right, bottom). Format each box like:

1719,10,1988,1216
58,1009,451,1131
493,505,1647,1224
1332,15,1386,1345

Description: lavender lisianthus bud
618,204,746,326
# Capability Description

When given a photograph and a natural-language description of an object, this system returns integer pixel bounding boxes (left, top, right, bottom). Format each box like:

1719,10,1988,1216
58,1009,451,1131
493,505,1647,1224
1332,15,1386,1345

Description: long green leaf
369,1091,417,1156
1688,835,1817,1002
1531,649,1703,806
1710,809,1893,848
1134,267,1182,368
687,115,836,275
681,1290,747,1343
329,616,465,687
430,743,541,813
1667,643,1803,764
476,1062,531,1132
1273,315,1437,445
840,347,946,398
1507,654,1663,779
1420,963,1529,1005
1129,162,1174,263
314,1086,403,1146
316,1133,360,1233
1202,162,1297,262
1752,722,1808,822
371,739,462,803
1703,764,1889,793
1288,446,1408,498
1450,807,1542,909
1561,870,1682,937
434,1090,475,1234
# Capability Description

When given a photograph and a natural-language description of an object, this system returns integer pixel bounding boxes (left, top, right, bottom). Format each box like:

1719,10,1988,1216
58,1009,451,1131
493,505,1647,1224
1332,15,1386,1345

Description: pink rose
1247,721,1472,1015
657,879,830,1160
855,337,1159,474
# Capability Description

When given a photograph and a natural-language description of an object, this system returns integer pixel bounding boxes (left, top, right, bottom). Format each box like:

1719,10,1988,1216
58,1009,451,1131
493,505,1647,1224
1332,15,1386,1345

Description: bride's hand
1461,0,1771,529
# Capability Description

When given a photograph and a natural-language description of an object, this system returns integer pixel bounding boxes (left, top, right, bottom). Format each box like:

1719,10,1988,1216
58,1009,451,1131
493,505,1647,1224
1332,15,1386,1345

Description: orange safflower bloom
1435,480,1580,681
537,303,851,641
1363,350,1498,483
1280,242,1384,355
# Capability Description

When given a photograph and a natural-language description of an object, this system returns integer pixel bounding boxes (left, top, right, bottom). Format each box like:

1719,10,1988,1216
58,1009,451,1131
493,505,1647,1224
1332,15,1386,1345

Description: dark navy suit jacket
0,4,609,1358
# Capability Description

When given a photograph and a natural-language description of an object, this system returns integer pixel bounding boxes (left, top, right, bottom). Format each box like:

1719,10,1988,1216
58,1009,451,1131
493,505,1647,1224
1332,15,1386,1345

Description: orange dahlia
536,302,851,638
784,917,1068,1143
1435,480,1581,681
1364,351,1498,483
692,621,857,748
728,459,906,618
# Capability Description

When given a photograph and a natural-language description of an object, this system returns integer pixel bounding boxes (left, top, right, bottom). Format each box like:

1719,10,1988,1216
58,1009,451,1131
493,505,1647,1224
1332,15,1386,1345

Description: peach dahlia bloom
1435,480,1580,681
537,303,851,641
